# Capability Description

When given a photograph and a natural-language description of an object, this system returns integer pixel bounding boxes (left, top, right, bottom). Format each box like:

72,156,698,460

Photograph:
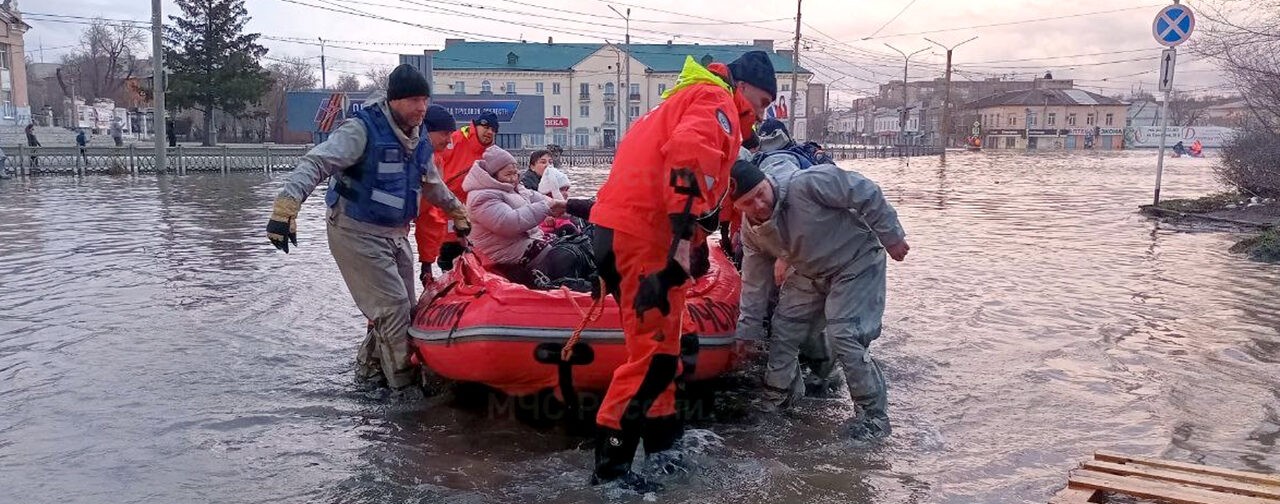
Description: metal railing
2,144,944,177
4,145,311,176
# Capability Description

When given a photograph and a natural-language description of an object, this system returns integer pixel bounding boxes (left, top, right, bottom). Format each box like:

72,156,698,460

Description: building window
1006,137,1016,148
1028,113,1037,127
552,82,561,95
604,82,615,97
1105,113,1114,126
1047,113,1056,126
481,80,492,94
535,82,544,94
629,105,640,119
1067,113,1077,126
552,105,562,117
1007,116,1016,126
505,82,516,94
782,84,790,92
629,83,639,100
1086,113,1095,126
0,44,8,70
574,128,589,147
658,83,667,96
553,128,568,146
454,81,465,94
606,105,616,123
580,82,590,99
580,104,589,118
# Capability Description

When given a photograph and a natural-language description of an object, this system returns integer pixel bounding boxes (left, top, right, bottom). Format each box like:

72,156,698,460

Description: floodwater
1,150,1277,503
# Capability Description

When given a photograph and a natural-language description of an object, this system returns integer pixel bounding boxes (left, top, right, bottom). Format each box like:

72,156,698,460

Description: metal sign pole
1153,79,1172,205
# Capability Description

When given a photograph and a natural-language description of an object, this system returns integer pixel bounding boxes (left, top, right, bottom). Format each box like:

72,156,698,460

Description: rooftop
965,88,1126,109
431,41,808,74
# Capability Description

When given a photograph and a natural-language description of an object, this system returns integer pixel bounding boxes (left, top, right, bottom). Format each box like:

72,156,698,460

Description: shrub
1217,129,1280,199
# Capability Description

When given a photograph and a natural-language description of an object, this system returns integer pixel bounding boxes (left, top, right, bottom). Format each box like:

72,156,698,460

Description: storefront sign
544,117,569,128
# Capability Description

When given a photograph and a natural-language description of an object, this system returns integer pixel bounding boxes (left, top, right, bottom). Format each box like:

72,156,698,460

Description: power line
862,4,1164,40
864,0,919,39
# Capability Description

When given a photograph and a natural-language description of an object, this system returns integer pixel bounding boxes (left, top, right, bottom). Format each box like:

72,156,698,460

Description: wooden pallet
1051,451,1280,504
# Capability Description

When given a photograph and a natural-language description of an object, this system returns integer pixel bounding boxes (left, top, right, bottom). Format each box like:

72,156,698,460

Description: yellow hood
661,56,731,100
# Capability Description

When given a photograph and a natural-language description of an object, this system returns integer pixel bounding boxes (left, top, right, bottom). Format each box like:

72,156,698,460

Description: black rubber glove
566,198,594,221
690,241,711,278
437,242,465,271
633,260,690,317
719,227,735,257
695,208,720,234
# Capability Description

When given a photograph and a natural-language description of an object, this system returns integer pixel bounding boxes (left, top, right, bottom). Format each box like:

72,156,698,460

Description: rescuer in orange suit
414,111,499,286
587,50,777,491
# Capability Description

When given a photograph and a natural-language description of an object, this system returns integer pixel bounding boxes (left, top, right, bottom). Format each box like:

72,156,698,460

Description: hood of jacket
462,160,519,194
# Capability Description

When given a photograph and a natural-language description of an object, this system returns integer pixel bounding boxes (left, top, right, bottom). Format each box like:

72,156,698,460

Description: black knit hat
424,105,456,132
387,64,431,101
730,159,767,200
728,50,778,98
474,112,500,132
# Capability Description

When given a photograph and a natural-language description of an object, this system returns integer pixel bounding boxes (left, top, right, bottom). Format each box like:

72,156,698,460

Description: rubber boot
642,415,688,475
591,427,662,493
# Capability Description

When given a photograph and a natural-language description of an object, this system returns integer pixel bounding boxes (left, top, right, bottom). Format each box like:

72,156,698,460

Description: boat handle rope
560,277,607,362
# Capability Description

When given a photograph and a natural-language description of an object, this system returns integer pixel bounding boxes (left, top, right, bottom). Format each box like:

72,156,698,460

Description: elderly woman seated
461,146,568,286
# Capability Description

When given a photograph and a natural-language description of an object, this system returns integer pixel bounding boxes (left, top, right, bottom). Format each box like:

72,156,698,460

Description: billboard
1125,126,1238,148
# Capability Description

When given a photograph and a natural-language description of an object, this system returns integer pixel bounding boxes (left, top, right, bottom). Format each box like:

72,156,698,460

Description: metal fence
3,145,311,176
2,144,943,177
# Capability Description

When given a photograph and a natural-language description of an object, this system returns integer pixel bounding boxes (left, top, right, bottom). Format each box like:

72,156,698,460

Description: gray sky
25,0,1232,106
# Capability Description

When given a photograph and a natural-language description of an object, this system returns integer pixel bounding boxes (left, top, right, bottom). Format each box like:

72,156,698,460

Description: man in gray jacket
731,157,909,439
265,64,470,394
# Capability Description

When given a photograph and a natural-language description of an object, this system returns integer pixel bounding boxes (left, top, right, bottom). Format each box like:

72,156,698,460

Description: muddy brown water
2,150,1277,503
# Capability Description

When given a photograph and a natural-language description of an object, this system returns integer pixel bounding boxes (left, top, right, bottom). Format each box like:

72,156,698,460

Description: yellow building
965,89,1129,150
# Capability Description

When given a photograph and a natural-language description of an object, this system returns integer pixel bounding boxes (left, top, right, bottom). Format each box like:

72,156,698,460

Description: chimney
667,40,673,47
547,36,553,45
444,38,464,49
777,49,793,59
753,39,774,52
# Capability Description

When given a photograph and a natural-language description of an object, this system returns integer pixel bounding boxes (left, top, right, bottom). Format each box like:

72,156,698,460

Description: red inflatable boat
408,245,744,397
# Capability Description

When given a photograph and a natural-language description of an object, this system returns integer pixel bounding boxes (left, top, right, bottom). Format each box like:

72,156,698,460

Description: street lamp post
825,76,847,144
925,36,977,157
608,5,631,137
884,43,928,148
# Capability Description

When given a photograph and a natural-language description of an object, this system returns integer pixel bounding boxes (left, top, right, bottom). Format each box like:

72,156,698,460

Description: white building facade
427,40,812,149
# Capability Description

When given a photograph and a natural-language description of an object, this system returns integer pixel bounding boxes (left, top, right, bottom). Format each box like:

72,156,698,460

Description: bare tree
55,18,147,103
362,65,392,92
263,56,317,142
1192,0,1280,132
333,73,362,92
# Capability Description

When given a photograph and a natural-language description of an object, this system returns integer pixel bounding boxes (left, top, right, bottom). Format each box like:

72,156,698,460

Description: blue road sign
1153,4,1195,47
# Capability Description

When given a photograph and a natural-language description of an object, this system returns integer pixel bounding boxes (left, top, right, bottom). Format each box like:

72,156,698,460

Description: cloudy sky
25,0,1234,106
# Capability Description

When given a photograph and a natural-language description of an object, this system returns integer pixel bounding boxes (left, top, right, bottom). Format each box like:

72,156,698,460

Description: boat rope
561,277,607,362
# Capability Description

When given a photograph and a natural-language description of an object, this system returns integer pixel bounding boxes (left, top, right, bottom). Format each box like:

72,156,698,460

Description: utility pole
884,43,928,147
319,37,328,89
925,36,977,158
788,0,802,134
608,5,631,136
152,0,167,172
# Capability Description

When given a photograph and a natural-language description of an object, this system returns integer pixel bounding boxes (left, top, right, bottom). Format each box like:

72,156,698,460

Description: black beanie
424,105,456,132
387,64,431,101
730,159,767,200
728,50,778,98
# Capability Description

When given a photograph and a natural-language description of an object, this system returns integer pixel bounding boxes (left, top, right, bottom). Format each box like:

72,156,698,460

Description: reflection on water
1,151,1277,503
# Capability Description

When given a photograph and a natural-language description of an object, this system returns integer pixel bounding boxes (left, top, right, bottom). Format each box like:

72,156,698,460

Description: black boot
591,428,662,493
642,415,688,475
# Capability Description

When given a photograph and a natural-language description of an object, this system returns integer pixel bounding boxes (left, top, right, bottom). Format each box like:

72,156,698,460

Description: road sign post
1151,2,1194,206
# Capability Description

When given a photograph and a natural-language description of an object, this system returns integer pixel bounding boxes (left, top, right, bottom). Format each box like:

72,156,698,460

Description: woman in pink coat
461,146,566,285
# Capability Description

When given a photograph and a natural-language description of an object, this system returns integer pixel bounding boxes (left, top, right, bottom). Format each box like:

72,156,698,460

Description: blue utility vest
325,104,430,227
